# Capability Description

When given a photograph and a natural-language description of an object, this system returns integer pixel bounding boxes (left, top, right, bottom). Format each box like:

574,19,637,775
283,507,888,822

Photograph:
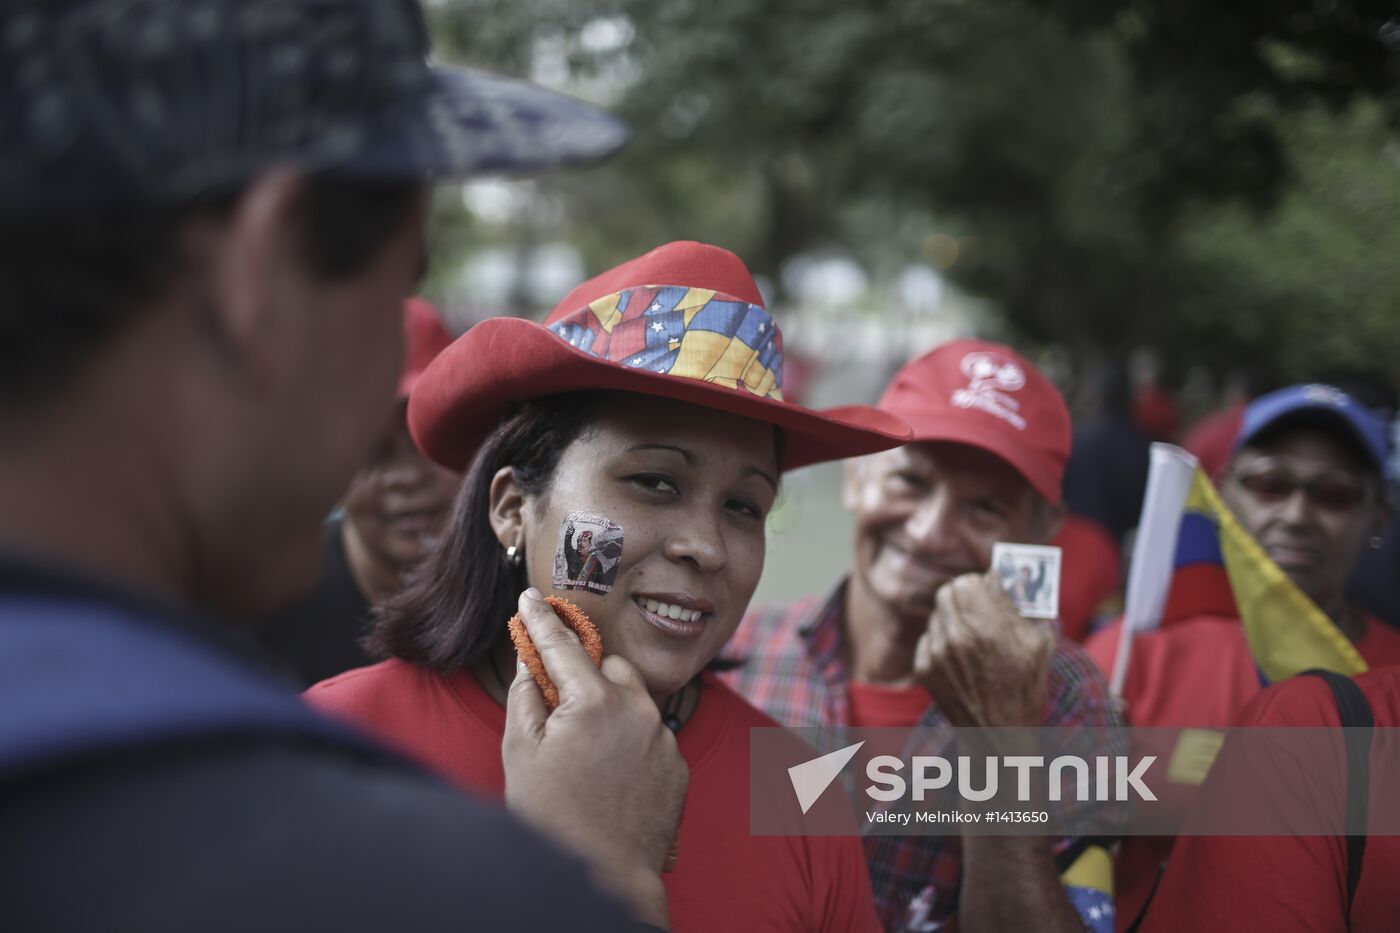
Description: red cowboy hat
409,241,911,472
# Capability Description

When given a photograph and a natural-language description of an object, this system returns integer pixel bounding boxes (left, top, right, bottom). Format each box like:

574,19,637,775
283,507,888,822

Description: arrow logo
787,741,865,814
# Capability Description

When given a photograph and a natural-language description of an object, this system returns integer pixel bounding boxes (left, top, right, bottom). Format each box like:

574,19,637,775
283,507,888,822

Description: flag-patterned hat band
547,286,784,401
407,241,912,474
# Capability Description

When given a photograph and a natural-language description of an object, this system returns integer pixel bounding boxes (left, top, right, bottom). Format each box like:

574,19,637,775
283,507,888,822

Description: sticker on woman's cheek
554,511,625,594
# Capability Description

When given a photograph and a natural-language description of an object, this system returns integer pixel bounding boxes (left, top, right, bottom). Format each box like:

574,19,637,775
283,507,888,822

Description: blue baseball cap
0,0,628,213
1235,384,1389,473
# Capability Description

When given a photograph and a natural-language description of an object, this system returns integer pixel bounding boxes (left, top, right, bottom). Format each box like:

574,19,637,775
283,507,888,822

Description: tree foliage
427,0,1400,376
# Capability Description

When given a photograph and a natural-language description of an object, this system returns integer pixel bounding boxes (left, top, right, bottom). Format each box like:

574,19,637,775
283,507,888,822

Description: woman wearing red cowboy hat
306,241,909,931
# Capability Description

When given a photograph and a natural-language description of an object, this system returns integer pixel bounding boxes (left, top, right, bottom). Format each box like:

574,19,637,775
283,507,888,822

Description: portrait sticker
991,542,1062,620
554,511,625,594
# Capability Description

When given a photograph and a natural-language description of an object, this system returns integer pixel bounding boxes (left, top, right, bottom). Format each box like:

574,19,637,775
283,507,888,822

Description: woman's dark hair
0,173,421,406
368,395,599,672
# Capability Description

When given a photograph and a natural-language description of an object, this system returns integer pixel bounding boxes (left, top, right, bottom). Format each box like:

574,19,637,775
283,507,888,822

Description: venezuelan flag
1118,444,1366,688
1061,842,1115,933
1176,467,1365,683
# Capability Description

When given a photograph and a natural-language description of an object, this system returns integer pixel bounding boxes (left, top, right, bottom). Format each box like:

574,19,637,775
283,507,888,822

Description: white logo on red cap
952,352,1027,430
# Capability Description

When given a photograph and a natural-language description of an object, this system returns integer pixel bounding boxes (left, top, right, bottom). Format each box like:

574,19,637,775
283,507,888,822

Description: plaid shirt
720,581,1123,932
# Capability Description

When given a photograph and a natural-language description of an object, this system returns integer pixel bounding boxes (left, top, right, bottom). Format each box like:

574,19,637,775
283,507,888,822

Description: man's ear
841,458,865,513
1368,497,1392,544
201,169,310,389
1037,499,1068,544
488,465,527,550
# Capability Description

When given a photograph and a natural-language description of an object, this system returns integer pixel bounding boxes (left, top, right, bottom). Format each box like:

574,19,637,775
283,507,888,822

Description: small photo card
991,542,1061,620
554,511,624,594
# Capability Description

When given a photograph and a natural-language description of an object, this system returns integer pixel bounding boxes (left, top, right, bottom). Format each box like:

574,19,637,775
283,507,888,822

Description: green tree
1172,100,1400,382
427,0,1400,372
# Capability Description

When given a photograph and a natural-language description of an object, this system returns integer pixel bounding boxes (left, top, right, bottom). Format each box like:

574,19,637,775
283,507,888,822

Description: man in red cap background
259,298,463,686
723,339,1120,932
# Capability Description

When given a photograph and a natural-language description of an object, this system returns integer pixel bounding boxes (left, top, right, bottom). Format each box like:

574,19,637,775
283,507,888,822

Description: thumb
503,660,547,752
600,654,650,697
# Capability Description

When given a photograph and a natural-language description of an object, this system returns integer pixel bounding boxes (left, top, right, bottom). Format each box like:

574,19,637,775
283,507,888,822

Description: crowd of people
2,2,1396,931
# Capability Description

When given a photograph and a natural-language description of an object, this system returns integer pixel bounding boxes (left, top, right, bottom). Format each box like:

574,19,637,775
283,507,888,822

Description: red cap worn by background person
408,241,911,473
398,298,454,397
877,339,1071,504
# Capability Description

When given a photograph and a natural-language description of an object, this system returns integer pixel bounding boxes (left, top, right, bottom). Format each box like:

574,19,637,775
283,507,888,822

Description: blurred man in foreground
259,298,461,686
724,340,1122,933
0,2,684,930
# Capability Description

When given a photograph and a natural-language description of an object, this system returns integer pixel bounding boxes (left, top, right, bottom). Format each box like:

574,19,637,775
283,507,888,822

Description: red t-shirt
1085,614,1400,929
1086,614,1400,729
847,682,932,728
1141,668,1400,932
307,661,880,933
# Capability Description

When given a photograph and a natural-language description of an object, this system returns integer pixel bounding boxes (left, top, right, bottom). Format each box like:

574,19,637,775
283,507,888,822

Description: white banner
1110,443,1200,696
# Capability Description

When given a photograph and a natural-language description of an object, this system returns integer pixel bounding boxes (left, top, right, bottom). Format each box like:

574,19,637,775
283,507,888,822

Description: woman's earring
505,545,524,567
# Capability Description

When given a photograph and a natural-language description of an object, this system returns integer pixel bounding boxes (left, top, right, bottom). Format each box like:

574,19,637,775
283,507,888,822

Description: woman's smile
632,591,715,639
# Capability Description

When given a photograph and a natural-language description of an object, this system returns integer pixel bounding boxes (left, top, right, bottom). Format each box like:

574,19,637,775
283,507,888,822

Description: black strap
1128,672,1372,932
1302,669,1373,920
1122,859,1166,933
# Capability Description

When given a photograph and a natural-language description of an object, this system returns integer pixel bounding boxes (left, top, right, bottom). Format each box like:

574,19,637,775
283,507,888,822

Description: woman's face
517,396,779,699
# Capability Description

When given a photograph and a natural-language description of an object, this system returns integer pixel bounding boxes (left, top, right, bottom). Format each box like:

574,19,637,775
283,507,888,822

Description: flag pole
1110,444,1200,698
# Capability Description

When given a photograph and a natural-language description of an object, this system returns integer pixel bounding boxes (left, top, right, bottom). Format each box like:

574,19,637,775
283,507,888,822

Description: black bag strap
1302,668,1373,920
1127,671,1373,933
1122,859,1166,933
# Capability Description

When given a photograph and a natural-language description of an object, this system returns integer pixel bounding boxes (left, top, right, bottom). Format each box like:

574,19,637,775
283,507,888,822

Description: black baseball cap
0,0,628,213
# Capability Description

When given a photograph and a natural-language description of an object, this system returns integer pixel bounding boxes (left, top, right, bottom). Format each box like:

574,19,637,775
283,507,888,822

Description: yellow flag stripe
1060,844,1113,894
1188,470,1366,681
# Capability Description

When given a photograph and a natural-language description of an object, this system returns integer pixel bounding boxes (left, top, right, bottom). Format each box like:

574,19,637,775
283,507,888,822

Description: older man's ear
1034,498,1067,544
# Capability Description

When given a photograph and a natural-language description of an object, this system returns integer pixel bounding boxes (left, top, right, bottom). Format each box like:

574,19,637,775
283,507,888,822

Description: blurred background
419,0,1400,604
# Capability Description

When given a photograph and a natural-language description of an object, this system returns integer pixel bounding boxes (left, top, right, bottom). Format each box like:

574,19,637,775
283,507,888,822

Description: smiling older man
723,340,1122,933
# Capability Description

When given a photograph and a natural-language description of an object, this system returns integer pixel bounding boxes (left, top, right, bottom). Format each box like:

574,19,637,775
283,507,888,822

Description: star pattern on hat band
548,286,785,400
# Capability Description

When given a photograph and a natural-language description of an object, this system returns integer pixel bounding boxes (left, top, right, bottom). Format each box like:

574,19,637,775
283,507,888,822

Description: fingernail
523,587,543,601
516,660,528,674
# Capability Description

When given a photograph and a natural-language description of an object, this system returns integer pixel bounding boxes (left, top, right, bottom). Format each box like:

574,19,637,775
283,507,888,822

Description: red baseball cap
398,298,454,397
877,340,1071,504
409,241,911,472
